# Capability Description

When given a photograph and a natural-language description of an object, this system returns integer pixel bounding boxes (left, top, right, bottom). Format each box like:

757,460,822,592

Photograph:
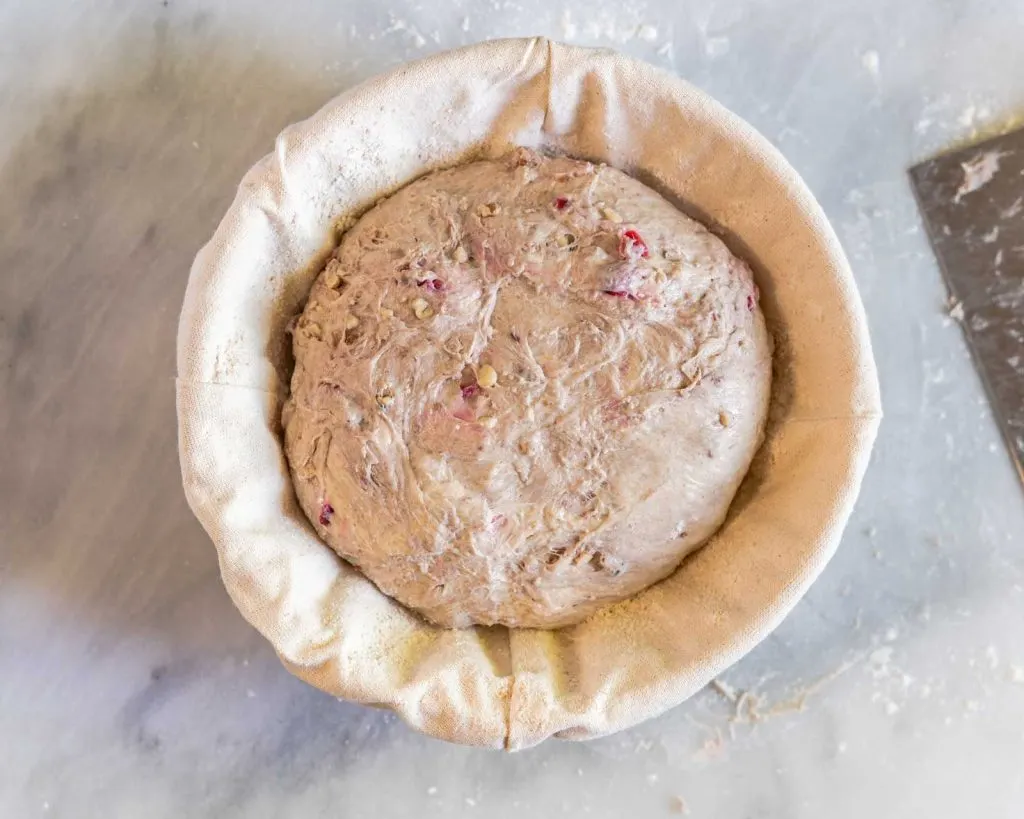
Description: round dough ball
282,149,771,629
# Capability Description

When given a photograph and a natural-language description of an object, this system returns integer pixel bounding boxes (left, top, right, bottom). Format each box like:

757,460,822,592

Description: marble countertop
3,0,1023,816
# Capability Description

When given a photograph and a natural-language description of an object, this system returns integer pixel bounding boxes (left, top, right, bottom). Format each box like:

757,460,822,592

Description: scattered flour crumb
698,727,726,758
837,741,848,754
885,627,899,642
560,10,577,40
705,36,730,57
884,701,900,716
861,50,880,77
1010,665,1024,683
384,16,427,49
465,797,477,807
982,226,1000,243
461,16,470,32
985,645,1000,669
647,773,659,785
427,787,438,796
637,24,658,42
710,678,739,702
246,689,256,698
671,795,690,814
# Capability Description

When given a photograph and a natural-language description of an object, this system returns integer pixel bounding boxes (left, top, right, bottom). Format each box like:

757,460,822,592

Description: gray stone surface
2,1,1023,816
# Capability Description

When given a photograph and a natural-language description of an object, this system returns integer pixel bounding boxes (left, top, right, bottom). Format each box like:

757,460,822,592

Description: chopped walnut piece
306,322,324,340
411,297,433,320
477,364,498,389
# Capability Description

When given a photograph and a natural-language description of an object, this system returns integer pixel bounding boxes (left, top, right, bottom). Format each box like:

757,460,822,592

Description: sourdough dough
282,149,772,629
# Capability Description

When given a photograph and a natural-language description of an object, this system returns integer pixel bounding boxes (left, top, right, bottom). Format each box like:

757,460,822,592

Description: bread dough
282,149,772,629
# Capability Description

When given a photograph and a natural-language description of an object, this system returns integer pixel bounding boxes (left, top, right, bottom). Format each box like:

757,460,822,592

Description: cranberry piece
418,278,445,292
553,196,570,211
619,229,650,259
602,289,641,301
746,294,755,311
461,384,481,400
318,501,334,526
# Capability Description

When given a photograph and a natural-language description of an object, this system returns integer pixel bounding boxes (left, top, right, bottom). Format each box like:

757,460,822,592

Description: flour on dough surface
283,149,771,629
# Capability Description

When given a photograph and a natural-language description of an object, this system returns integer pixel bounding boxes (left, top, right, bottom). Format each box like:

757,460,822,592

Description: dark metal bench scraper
910,127,1024,488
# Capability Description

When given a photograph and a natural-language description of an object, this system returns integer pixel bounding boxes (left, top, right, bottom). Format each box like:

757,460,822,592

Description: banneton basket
176,38,881,749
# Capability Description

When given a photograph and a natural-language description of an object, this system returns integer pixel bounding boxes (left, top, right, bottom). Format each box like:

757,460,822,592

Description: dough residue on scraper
282,149,772,629
954,150,1005,202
